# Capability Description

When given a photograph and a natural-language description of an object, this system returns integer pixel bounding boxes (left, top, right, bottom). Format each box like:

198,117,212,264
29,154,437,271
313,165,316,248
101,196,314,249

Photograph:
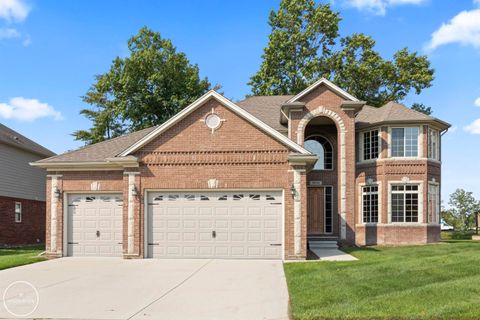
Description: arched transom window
304,136,333,170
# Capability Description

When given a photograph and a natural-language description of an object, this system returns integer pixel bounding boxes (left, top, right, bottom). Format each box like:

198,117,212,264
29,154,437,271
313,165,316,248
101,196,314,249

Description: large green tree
249,0,434,107
73,27,212,144
249,0,340,95
446,189,480,231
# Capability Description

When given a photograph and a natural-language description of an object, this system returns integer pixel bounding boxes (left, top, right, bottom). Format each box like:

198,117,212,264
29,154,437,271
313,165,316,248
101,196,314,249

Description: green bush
441,230,475,240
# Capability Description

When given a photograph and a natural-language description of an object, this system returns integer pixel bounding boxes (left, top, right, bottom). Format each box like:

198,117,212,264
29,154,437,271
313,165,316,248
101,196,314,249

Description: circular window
205,114,221,129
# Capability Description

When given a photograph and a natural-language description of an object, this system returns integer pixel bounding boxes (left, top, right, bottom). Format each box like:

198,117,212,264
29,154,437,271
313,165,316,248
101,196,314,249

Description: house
32,79,450,260
0,123,55,246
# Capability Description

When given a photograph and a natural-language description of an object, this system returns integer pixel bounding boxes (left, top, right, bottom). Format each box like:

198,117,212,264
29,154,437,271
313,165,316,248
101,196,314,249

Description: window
428,184,440,224
362,130,379,161
391,185,419,223
304,136,333,170
391,127,419,157
324,187,333,233
428,128,439,160
362,185,379,223
15,202,22,223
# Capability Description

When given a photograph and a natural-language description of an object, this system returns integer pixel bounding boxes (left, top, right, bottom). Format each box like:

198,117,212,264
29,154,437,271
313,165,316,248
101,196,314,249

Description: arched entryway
297,106,347,240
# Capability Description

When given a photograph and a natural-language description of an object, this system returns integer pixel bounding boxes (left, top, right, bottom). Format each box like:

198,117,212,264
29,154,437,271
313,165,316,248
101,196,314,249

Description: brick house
32,79,450,260
0,123,55,246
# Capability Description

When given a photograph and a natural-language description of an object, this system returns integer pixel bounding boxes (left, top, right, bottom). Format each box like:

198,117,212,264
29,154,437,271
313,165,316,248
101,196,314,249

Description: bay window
362,129,379,161
391,184,419,223
428,128,439,160
428,183,440,224
391,127,419,157
362,185,379,223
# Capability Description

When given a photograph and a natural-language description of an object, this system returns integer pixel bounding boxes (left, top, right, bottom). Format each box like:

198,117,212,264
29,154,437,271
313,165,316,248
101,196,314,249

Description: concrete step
308,240,338,249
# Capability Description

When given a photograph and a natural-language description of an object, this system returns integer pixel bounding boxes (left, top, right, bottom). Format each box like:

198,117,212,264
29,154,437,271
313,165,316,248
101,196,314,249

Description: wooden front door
307,186,333,235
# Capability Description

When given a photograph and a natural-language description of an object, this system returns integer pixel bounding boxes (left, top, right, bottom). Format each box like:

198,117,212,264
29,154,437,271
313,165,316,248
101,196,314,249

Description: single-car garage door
146,191,283,259
67,194,123,257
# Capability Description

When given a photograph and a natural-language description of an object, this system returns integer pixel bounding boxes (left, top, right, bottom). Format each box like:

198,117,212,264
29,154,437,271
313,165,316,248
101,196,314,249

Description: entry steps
308,237,339,250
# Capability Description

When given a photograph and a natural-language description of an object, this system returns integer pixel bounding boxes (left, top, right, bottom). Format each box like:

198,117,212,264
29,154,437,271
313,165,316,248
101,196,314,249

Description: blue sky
0,0,479,203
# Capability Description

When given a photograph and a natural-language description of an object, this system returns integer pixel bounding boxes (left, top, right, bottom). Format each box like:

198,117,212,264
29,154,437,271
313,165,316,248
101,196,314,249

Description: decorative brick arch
296,106,348,240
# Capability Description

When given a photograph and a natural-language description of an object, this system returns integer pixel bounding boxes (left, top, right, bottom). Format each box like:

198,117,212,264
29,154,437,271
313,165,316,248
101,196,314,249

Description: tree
74,27,212,144
249,0,340,95
447,189,480,231
411,103,432,115
249,1,435,107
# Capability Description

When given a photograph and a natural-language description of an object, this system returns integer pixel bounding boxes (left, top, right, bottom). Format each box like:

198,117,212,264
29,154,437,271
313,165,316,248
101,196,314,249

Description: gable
135,97,291,157
121,91,310,156
287,78,358,104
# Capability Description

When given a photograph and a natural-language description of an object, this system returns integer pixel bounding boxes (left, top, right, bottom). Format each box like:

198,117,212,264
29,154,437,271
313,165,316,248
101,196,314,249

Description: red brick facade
0,195,45,246
42,84,444,259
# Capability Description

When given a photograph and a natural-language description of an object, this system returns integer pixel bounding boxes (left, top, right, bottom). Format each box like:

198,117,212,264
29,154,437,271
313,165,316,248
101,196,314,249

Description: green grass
0,245,46,270
284,242,480,320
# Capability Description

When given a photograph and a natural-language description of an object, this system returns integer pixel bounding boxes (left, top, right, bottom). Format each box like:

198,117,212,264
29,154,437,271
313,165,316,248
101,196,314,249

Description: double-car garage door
67,191,283,259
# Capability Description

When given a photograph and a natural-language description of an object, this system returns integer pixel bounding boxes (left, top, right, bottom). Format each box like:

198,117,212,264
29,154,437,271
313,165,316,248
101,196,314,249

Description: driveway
0,258,289,320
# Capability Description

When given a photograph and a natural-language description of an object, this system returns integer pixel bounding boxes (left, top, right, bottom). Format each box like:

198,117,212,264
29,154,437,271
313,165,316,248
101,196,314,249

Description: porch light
54,187,61,200
290,184,297,197
131,185,138,197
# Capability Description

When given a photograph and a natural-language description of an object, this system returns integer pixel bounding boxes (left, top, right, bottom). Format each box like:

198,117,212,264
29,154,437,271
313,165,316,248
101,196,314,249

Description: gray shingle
236,96,293,133
0,123,55,157
37,126,157,163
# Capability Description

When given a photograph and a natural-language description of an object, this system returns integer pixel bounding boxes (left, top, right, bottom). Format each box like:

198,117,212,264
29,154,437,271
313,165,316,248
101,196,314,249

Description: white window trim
323,186,334,234
359,128,381,163
387,126,423,159
387,180,423,224
358,181,382,225
15,202,22,223
428,182,440,225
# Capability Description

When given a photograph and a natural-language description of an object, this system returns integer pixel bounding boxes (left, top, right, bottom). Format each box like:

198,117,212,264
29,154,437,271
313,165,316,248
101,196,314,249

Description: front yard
0,245,46,271
284,241,480,319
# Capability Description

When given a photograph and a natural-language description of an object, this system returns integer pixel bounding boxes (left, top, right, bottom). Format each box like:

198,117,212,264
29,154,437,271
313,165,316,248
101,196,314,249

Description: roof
355,101,451,129
0,123,55,157
236,95,293,133
36,126,157,163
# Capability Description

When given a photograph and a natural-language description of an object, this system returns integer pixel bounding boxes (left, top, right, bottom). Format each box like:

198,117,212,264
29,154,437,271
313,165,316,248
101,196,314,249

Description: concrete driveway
0,258,289,320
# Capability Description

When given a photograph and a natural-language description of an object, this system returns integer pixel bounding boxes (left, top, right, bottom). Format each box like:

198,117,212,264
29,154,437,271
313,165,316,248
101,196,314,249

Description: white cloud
0,0,30,23
0,97,63,122
464,119,480,134
0,27,19,38
336,0,427,15
475,97,480,107
426,9,480,51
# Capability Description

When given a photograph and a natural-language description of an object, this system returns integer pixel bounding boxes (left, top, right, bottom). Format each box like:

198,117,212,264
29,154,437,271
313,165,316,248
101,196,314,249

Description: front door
307,187,333,235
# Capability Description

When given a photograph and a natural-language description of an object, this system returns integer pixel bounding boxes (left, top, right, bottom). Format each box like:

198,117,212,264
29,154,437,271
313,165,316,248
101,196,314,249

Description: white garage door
67,194,123,257
146,191,283,259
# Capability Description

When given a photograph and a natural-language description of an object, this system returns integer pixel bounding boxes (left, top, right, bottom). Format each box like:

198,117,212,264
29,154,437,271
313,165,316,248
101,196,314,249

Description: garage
146,191,283,259
66,193,123,257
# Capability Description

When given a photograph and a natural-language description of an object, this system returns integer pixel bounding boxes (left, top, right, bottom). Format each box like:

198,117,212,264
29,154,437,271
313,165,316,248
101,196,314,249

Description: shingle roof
355,101,449,128
37,126,157,163
236,95,293,133
0,123,55,157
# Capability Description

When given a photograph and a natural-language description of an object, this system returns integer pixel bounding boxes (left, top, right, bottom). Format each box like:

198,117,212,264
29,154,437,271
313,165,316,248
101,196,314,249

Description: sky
0,0,479,204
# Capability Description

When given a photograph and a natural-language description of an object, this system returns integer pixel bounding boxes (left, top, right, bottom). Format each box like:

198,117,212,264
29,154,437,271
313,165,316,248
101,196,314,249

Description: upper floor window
362,129,379,161
304,136,333,170
15,202,22,223
428,128,439,160
391,184,419,223
391,127,419,157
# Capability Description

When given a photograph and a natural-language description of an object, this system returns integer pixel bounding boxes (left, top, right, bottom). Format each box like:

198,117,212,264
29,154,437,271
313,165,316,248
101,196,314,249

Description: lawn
284,242,480,320
0,245,46,271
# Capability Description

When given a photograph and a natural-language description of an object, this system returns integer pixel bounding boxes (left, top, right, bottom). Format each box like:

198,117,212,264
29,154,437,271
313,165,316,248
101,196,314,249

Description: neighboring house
0,123,55,246
32,79,449,260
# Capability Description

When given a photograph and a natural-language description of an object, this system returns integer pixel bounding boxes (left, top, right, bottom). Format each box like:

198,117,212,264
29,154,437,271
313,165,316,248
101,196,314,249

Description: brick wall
0,195,45,246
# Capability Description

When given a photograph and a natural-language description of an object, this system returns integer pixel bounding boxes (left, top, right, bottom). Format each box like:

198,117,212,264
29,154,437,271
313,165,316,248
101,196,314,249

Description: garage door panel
147,191,282,259
67,194,123,257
